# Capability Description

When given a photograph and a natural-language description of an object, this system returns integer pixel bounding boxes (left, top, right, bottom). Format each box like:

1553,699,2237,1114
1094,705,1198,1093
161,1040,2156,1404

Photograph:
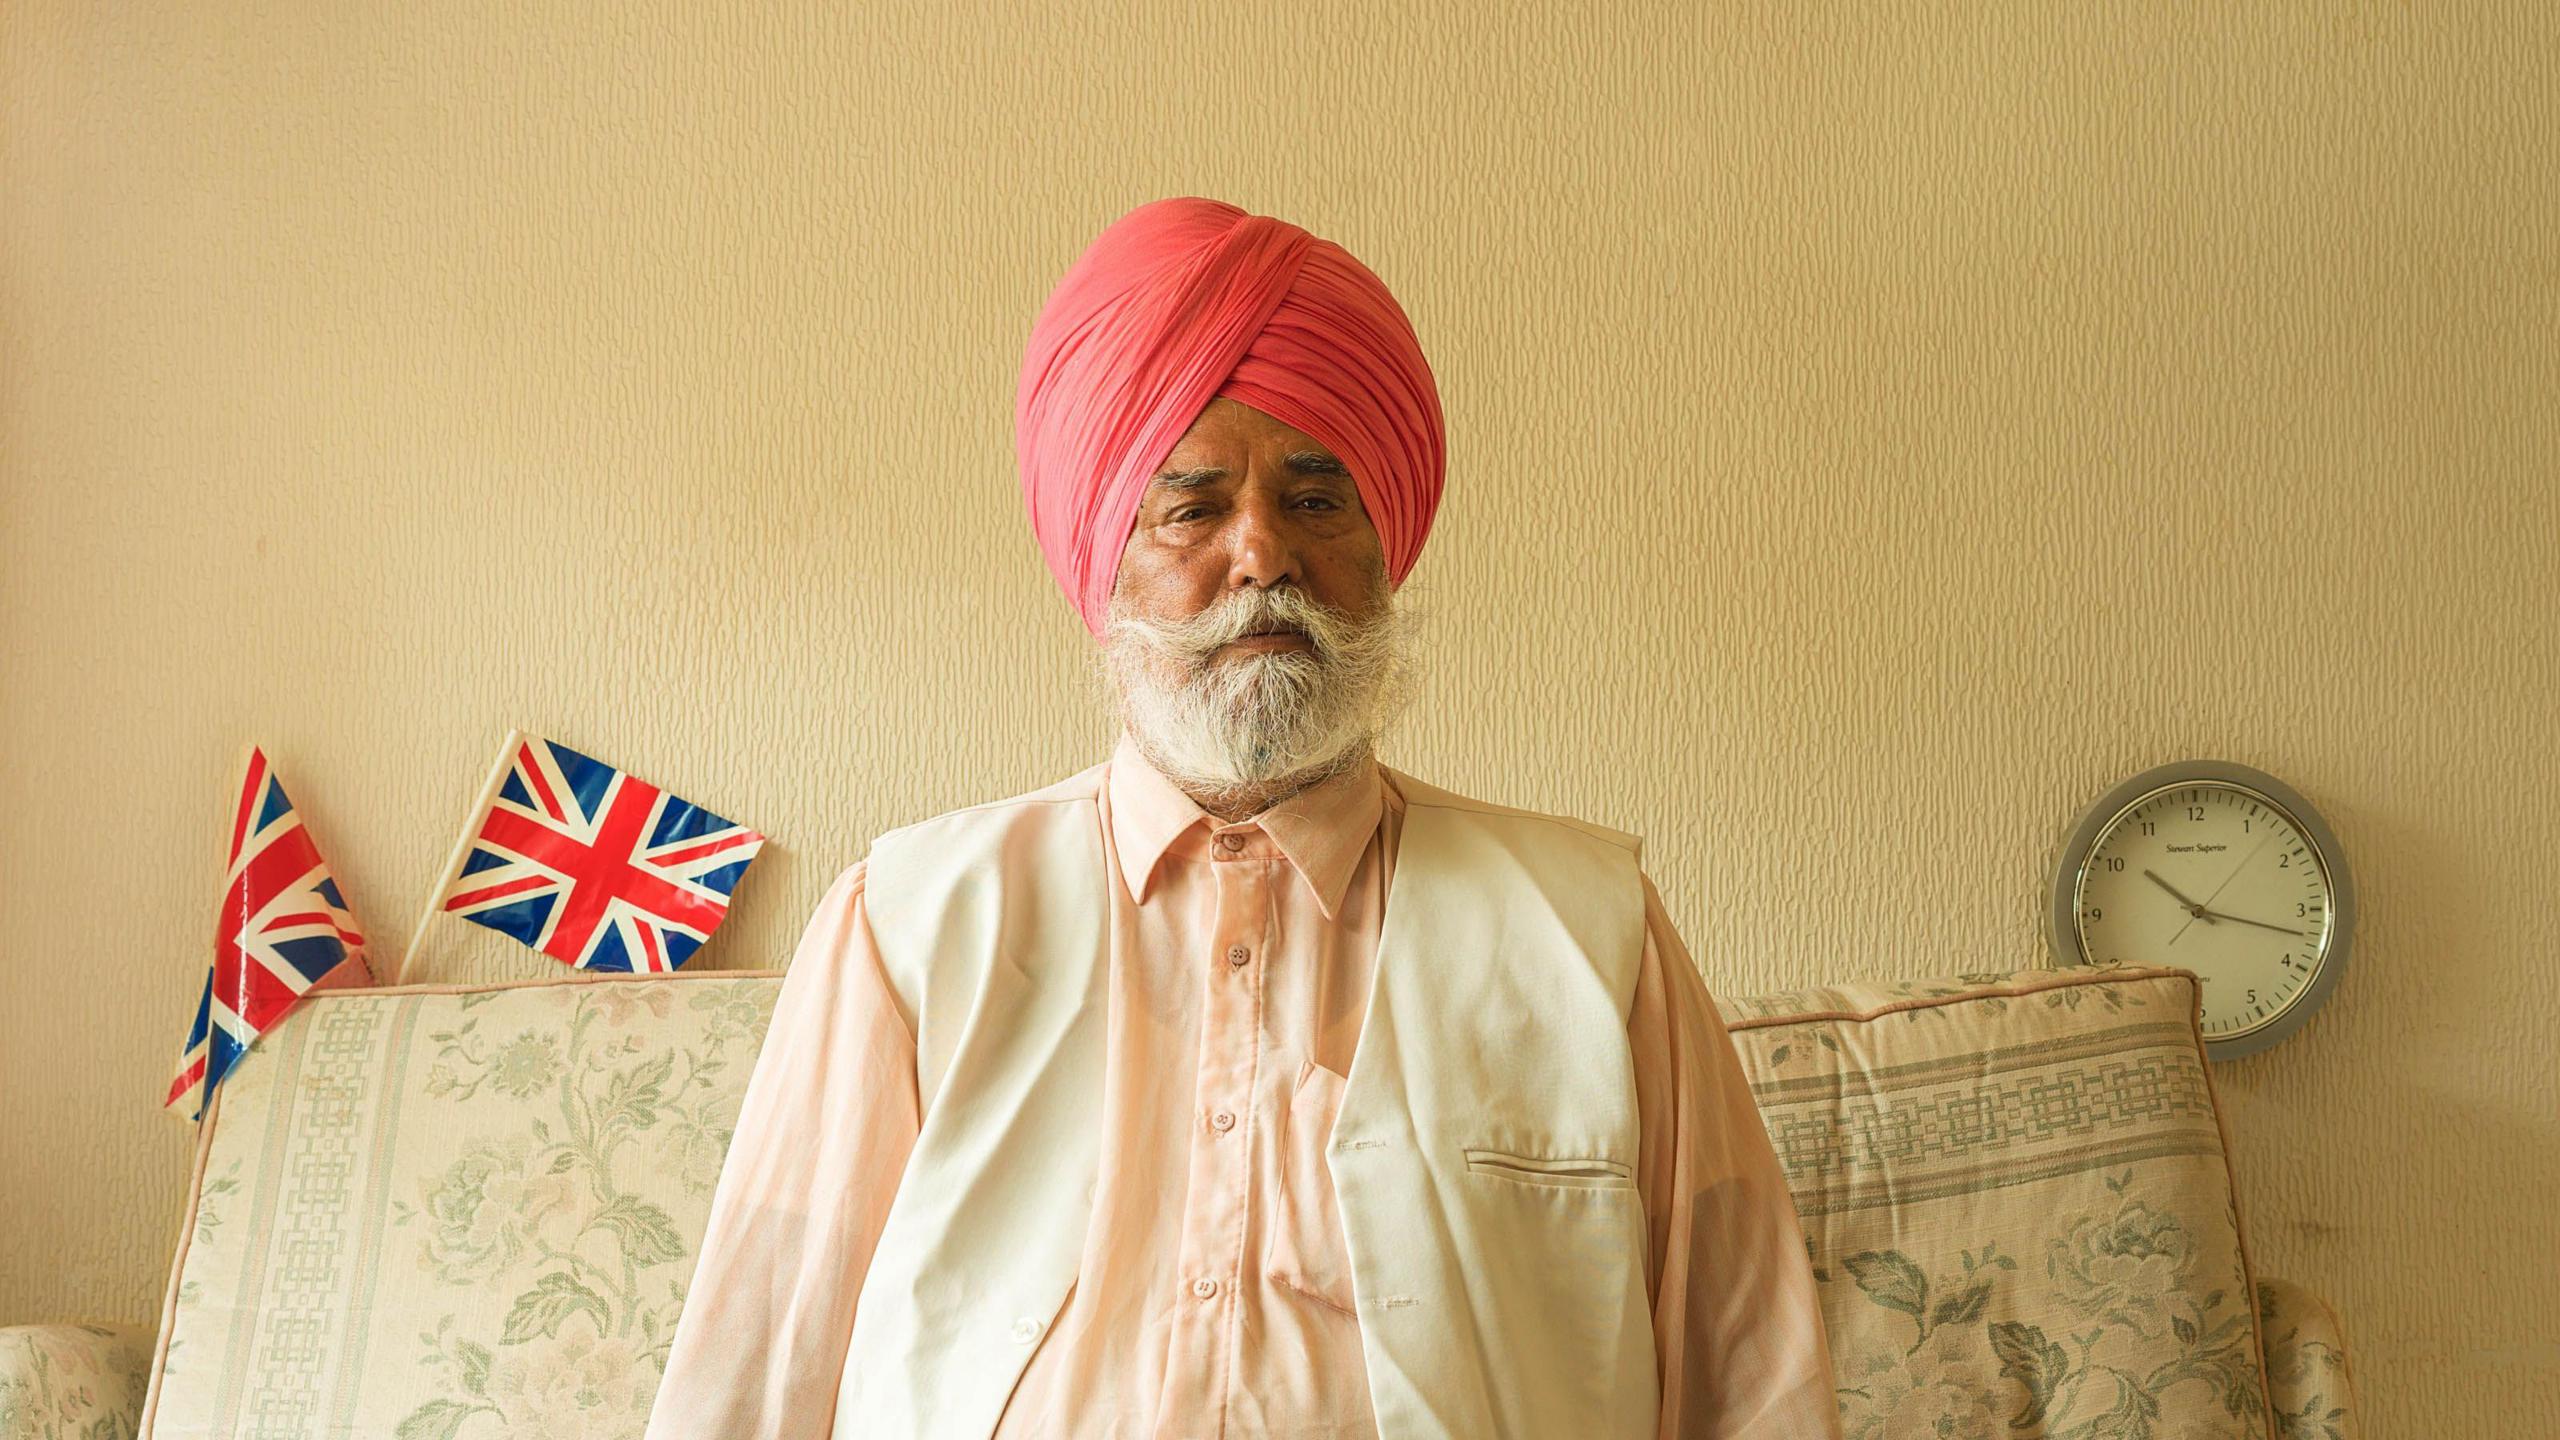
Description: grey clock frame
2049,758,2355,1062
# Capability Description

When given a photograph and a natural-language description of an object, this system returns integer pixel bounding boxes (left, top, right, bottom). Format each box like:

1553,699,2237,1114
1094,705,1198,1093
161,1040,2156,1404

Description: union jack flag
428,733,765,973
167,748,373,1120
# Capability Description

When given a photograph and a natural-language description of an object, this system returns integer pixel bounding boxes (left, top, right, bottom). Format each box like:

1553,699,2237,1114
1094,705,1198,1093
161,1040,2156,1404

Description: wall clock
2050,759,2354,1060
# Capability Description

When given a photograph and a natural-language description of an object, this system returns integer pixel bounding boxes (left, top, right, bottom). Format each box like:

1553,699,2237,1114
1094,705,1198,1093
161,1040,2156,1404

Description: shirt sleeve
643,859,922,1440
1629,871,1843,1440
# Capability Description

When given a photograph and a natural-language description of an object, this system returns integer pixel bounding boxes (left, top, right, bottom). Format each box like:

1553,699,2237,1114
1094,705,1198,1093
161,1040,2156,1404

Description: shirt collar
1105,728,1385,921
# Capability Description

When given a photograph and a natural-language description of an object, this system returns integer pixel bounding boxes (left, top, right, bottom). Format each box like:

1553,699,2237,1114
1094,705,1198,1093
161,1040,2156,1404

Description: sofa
1,962,2359,1439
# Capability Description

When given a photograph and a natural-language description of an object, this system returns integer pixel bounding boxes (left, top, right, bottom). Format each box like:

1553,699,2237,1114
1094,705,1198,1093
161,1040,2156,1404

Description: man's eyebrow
1150,451,1348,490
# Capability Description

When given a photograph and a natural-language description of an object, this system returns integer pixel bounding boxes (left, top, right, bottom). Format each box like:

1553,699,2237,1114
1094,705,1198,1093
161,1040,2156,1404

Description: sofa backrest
136,963,2273,1439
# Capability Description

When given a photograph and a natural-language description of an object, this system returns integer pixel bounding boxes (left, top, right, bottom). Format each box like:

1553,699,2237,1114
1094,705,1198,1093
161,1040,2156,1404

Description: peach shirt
646,734,1840,1439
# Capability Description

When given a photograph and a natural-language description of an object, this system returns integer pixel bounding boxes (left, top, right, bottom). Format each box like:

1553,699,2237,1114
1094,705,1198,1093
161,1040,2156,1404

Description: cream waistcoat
836,760,1658,1439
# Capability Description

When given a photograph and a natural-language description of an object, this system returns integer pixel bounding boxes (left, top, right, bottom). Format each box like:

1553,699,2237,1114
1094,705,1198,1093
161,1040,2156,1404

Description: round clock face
2054,762,2354,1059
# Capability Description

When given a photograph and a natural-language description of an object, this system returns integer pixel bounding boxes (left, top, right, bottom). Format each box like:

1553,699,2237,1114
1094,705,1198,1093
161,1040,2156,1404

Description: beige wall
5,1,2553,1431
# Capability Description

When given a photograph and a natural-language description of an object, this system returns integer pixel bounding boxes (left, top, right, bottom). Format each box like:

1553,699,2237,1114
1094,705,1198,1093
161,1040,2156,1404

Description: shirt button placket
1161,824,1264,1416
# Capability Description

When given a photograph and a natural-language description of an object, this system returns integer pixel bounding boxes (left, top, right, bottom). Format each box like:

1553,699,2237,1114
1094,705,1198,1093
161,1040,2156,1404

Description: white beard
1096,570,1421,802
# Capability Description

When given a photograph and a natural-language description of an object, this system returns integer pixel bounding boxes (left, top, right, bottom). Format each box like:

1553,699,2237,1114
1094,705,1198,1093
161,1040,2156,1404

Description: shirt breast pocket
1265,1056,1360,1317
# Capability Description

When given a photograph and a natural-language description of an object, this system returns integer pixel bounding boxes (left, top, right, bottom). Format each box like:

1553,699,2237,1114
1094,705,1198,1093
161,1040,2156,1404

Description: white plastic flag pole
393,728,524,987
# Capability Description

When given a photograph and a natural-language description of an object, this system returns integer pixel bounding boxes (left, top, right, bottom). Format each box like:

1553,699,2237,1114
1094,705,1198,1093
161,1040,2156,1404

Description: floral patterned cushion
138,973,778,1440
1724,964,2278,1439
0,1322,154,1439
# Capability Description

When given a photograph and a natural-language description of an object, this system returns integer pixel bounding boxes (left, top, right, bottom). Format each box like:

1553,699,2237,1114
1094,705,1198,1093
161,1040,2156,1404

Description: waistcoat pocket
1462,1147,1635,1191
1265,1057,1359,1317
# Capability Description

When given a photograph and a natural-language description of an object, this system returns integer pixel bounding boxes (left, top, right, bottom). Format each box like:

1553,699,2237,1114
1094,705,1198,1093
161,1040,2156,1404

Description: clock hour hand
2143,869,2219,922
2197,907,2307,938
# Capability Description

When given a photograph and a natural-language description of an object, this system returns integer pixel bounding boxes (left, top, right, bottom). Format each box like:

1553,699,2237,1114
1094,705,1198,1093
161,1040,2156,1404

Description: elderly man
647,197,1840,1439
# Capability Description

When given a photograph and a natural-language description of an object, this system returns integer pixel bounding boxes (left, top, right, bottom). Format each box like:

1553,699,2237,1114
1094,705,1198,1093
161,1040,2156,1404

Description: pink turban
1015,197,1447,639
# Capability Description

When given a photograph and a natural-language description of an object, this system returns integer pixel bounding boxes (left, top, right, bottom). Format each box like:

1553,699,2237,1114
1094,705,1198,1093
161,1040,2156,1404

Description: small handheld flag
399,731,765,983
167,747,373,1120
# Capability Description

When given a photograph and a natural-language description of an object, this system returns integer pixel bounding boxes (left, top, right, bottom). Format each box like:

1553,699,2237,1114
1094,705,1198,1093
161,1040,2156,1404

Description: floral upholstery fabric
132,962,2342,1440
1724,964,2278,1439
138,975,777,1440
2257,1277,2359,1440
0,1323,154,1439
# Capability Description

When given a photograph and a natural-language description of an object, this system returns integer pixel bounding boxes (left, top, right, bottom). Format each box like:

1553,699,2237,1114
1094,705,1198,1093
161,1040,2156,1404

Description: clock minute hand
2197,907,2307,938
2143,869,2219,922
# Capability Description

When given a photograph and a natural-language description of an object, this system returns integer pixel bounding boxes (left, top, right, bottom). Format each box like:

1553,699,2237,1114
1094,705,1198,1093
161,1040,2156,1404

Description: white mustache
1139,586,1345,665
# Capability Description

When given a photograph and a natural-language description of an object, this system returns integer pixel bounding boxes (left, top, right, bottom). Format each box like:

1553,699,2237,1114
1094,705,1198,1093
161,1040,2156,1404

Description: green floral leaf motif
2083,1367,2162,1440
457,1338,493,1396
82,1415,128,1440
394,1398,475,1440
1931,1280,1993,1329
502,1271,612,1345
1842,1250,1928,1319
593,1194,686,1267
596,1051,678,1133
2148,1335,2264,1421
1989,1319,2068,1431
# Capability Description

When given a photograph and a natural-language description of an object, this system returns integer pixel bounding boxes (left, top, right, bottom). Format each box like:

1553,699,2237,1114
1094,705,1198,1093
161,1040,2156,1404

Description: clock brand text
2162,842,2230,854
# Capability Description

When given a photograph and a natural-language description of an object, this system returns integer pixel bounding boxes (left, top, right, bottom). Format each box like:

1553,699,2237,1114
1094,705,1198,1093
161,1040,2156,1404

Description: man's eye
1169,506,1208,523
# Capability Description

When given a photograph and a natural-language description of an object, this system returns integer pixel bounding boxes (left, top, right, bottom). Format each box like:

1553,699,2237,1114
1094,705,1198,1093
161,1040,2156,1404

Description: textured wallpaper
5,2,2554,1433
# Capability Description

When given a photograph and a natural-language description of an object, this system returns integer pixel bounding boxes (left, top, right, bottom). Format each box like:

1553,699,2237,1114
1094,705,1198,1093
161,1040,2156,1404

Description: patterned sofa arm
0,1322,155,1439
2257,1278,2360,1440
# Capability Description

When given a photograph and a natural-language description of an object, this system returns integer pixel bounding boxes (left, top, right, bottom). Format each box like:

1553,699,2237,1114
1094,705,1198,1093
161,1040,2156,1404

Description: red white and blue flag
167,748,373,1120
415,733,765,976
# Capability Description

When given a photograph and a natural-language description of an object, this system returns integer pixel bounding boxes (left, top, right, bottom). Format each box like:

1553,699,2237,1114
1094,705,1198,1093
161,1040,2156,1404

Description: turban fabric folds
1015,197,1446,638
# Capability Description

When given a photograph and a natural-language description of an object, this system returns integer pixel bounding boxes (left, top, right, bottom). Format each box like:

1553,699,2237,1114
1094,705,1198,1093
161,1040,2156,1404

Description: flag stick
393,728,524,987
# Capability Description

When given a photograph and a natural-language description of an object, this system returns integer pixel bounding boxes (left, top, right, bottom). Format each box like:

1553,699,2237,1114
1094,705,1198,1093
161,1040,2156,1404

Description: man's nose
1224,492,1299,591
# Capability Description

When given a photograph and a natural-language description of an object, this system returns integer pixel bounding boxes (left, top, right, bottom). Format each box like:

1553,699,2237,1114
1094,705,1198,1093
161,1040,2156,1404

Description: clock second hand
2167,829,2280,947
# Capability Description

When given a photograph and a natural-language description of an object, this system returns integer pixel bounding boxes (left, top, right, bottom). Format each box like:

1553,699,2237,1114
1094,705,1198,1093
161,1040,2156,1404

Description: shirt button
1226,945,1250,967
1191,1277,1218,1299
1210,1109,1236,1132
1009,1316,1043,1344
1214,833,1244,854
